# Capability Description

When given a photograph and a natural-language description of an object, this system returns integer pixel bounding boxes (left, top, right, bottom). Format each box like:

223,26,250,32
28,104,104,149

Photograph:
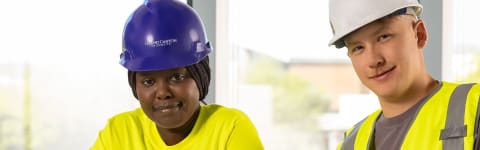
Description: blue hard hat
120,0,212,71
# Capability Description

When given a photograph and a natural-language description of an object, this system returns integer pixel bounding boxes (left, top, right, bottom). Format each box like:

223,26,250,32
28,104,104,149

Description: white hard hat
328,0,423,48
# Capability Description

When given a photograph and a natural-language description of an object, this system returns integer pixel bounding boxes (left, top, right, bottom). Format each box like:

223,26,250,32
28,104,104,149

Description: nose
369,57,385,68
367,48,386,68
154,80,173,100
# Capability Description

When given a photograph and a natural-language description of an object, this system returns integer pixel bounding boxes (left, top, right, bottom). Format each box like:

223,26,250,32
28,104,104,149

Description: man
328,0,480,149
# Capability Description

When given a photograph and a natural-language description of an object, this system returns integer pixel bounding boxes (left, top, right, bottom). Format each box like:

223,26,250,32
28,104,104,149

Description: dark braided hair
128,56,211,104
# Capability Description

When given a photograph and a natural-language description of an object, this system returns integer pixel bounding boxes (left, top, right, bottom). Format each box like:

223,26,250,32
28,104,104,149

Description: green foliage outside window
244,56,329,129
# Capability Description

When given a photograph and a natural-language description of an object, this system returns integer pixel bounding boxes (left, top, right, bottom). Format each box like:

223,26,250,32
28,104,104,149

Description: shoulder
106,108,148,127
109,108,144,120
439,81,479,90
99,108,153,141
201,104,248,118
92,108,155,149
199,104,251,123
345,109,381,136
469,82,480,93
439,81,479,97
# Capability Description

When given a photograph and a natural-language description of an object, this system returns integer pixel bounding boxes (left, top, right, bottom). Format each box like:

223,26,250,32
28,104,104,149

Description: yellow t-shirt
91,104,264,150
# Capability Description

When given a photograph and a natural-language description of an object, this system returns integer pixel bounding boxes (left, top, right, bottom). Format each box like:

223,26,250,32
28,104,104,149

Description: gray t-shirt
374,98,424,150
374,81,480,149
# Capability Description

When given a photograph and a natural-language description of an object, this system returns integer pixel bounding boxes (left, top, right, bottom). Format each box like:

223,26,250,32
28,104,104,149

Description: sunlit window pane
0,0,141,149
452,0,480,83
217,0,379,149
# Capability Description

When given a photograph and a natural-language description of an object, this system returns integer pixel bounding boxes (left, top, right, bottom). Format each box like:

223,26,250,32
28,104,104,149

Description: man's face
135,67,200,129
344,15,427,100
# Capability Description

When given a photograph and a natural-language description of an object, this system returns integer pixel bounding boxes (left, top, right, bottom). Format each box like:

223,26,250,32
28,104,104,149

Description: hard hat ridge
120,0,212,71
328,0,422,49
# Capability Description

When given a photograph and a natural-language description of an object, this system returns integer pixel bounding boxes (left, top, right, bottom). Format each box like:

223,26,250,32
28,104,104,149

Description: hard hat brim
328,2,422,49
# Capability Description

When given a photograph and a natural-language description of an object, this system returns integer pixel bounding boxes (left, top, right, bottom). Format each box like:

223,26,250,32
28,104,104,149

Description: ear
414,20,428,49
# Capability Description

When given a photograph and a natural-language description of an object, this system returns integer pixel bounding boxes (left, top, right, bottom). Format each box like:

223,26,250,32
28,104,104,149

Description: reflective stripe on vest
474,92,480,150
337,82,480,150
340,118,363,150
340,111,381,150
441,83,475,150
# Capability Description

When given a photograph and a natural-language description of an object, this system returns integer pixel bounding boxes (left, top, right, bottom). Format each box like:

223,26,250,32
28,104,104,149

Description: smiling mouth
369,66,396,79
153,102,183,112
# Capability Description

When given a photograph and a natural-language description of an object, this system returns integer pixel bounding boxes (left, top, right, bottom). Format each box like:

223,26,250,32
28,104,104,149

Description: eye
142,78,155,87
170,73,185,81
349,45,364,55
378,34,391,42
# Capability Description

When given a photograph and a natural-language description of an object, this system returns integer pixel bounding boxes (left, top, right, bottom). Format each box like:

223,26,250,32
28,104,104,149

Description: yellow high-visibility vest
337,82,480,150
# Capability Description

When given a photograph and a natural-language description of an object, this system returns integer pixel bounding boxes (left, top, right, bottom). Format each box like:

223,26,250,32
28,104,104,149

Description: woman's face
135,67,200,129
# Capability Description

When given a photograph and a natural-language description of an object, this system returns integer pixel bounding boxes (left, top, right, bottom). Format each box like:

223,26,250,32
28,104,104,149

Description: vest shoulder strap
341,110,381,150
441,83,476,150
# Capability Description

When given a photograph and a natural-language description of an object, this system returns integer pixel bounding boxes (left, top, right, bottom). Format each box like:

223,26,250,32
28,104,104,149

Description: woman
91,0,263,149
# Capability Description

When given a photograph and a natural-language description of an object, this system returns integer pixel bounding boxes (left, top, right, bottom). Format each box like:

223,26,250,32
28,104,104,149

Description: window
1,0,476,149
215,0,379,149
0,0,140,149
451,0,480,83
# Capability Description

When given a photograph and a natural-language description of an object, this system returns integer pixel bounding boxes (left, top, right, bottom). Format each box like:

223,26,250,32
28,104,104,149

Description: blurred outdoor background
0,0,478,149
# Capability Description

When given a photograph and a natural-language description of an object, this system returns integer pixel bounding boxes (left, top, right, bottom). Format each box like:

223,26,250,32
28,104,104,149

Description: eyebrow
371,20,389,38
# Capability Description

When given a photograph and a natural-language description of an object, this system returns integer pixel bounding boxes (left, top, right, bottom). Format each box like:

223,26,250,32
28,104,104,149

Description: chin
374,89,400,100
155,119,185,129
369,85,394,97
145,113,185,129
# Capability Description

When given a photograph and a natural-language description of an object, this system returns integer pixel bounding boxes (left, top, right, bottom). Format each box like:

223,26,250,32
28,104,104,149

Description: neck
379,77,438,118
157,107,200,146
